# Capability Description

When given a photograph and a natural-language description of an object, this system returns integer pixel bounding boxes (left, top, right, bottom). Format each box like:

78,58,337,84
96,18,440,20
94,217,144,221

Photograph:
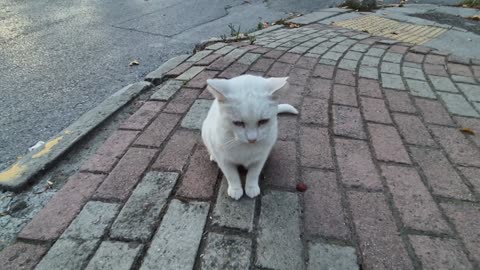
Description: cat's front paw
245,184,260,198
227,186,243,200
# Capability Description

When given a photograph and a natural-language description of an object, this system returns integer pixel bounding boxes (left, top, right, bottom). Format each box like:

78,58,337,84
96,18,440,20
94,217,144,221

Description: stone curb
0,56,191,191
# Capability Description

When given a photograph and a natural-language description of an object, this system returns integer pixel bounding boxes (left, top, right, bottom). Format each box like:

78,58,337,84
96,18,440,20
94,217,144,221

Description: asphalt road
0,0,346,171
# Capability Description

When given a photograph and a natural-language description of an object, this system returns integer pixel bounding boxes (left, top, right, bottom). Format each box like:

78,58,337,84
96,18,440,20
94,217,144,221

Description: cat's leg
218,161,243,200
245,161,263,198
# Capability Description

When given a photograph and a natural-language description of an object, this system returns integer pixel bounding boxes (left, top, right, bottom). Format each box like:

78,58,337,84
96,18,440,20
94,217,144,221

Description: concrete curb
0,56,191,191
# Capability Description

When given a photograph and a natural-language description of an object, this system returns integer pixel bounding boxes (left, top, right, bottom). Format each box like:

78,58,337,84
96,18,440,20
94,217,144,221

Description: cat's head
206,74,288,144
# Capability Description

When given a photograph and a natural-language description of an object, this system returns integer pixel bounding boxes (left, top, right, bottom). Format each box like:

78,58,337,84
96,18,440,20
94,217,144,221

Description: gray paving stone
215,45,235,55
403,62,422,68
35,239,99,270
351,44,369,52
331,36,347,42
351,33,369,40
309,46,328,55
200,233,252,270
206,43,227,50
339,59,358,71
110,172,179,241
305,53,320,58
319,58,337,66
438,92,480,117
359,66,379,79
406,79,436,98
308,243,358,270
177,66,205,81
181,99,213,129
211,178,255,231
256,191,303,270
452,75,476,84
322,51,343,61
150,80,184,101
342,39,357,46
237,53,261,65
344,51,362,61
289,46,310,54
61,201,120,240
383,52,403,63
458,83,480,102
429,76,458,92
366,47,385,57
381,62,401,74
85,241,143,270
381,73,405,90
187,50,213,62
331,45,349,53
361,56,380,67
140,199,210,270
403,67,426,80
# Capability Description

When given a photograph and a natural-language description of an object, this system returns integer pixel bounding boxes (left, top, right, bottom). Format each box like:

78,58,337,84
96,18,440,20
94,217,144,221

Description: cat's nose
248,139,257,144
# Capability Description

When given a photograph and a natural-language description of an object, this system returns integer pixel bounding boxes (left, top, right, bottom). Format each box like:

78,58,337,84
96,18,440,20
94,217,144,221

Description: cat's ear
267,77,289,95
207,79,229,102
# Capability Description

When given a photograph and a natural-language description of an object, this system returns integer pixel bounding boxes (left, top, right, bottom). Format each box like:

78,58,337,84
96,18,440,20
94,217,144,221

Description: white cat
201,75,298,200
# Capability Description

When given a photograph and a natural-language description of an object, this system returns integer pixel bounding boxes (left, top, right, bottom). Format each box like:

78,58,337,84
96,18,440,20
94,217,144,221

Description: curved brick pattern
303,169,351,241
256,191,303,270
348,191,414,269
19,173,105,241
8,22,480,270
140,199,209,270
381,165,450,234
0,242,49,270
200,233,252,270
441,203,480,265
409,235,473,270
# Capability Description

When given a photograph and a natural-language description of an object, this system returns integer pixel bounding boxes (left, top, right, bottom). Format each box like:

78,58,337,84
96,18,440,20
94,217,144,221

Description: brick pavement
2,23,480,270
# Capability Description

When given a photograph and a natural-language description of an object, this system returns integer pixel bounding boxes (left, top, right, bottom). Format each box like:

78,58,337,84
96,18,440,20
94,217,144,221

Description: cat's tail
277,104,298,115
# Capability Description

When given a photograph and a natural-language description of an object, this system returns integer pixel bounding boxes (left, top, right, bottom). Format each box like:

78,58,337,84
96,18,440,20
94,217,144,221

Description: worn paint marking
32,136,64,158
0,163,26,183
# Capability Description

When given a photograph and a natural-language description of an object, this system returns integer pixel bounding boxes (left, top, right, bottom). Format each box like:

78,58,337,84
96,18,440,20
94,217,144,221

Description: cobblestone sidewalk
2,22,480,270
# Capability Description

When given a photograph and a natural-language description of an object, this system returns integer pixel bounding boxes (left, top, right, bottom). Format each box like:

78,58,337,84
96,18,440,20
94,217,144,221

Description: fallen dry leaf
391,31,399,35
287,22,300,28
467,15,480,21
460,127,475,135
362,29,369,33
129,60,140,66
262,22,270,28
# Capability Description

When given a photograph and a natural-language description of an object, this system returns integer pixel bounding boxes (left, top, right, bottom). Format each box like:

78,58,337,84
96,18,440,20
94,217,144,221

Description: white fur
201,75,298,200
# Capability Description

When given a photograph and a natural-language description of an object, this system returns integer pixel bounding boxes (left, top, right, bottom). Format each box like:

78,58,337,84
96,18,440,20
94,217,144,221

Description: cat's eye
233,121,245,127
258,119,269,126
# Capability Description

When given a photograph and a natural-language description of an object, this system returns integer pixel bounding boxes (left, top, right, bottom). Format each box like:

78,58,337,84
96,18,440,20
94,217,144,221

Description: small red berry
296,183,307,192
